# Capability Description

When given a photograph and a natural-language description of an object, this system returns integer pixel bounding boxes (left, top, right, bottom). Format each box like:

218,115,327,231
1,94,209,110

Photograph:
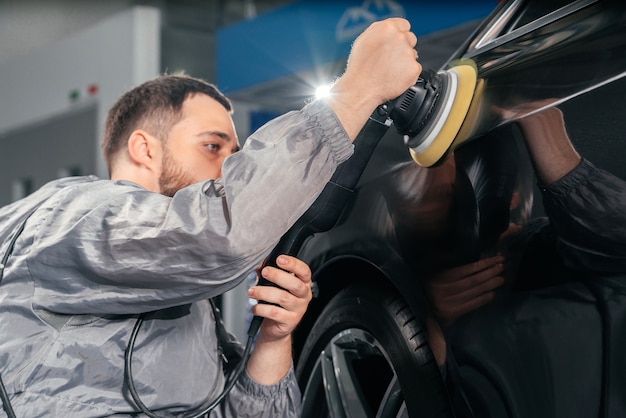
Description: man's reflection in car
424,107,626,417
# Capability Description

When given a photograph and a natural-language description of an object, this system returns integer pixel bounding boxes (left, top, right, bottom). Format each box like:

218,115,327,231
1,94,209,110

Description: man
426,106,626,417
0,18,421,417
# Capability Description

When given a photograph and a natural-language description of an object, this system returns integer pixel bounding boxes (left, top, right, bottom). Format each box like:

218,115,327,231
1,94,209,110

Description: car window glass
504,0,576,32
468,0,597,52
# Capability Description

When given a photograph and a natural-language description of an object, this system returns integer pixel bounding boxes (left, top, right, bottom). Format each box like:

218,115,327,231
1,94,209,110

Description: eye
205,143,220,152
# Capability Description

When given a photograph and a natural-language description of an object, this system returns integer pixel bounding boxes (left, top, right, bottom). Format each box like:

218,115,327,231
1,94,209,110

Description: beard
158,150,195,197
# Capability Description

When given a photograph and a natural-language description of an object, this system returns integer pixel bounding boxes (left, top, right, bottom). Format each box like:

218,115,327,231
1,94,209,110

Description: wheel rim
301,328,408,418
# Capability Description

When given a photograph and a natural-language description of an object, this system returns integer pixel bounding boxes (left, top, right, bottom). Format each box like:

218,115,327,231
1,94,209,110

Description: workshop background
0,0,497,339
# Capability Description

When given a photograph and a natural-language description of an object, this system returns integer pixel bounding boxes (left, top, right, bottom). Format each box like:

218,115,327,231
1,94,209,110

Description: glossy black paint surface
292,1,626,412
295,0,626,323
448,0,626,143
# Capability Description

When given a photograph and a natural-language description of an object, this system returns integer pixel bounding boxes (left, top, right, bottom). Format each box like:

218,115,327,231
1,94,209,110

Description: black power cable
0,375,16,418
124,311,254,418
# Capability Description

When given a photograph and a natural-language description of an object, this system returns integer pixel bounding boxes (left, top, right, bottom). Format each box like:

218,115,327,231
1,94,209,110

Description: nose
215,152,231,178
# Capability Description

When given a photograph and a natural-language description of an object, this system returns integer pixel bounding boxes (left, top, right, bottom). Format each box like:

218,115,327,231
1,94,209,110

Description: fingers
387,16,411,31
345,17,422,101
438,291,498,326
275,255,312,288
434,255,504,285
379,17,417,47
432,256,505,298
404,27,418,49
451,269,504,301
258,255,311,298
458,256,504,291
428,255,506,326
431,273,504,324
249,255,312,323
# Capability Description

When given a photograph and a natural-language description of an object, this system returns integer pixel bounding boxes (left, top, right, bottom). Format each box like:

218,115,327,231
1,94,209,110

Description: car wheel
296,283,453,418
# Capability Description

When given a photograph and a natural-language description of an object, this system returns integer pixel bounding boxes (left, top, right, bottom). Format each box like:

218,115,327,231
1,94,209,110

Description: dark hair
101,73,232,175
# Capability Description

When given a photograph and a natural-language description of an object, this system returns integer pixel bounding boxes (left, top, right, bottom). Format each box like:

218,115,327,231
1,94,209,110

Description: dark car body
287,0,626,416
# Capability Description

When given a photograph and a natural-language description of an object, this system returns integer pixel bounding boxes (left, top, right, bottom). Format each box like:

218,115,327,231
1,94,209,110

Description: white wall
0,6,161,178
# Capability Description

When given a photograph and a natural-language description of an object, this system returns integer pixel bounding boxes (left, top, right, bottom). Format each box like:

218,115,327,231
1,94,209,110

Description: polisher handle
247,108,392,337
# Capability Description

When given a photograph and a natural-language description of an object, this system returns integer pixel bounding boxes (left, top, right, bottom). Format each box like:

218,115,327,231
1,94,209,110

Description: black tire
296,283,454,418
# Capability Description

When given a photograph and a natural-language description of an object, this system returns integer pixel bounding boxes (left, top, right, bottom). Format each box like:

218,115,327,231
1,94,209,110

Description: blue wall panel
217,0,496,93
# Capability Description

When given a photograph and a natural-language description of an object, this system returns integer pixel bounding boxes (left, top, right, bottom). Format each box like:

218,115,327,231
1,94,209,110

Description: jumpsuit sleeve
214,366,302,418
26,100,354,314
540,158,626,273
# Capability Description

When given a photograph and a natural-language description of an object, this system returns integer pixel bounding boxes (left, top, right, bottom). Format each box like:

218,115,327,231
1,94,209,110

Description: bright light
315,83,333,100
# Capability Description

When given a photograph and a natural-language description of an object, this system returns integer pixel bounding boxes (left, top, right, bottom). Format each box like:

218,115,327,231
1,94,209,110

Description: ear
127,130,162,170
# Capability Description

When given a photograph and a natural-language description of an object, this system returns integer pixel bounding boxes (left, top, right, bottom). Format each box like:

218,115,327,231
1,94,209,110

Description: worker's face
159,93,239,197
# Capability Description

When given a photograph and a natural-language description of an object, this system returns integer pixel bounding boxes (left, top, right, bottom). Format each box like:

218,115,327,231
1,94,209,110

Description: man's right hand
324,18,422,140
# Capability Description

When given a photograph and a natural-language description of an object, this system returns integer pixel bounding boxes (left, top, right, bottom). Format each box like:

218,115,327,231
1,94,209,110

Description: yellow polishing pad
450,77,485,151
410,64,477,167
